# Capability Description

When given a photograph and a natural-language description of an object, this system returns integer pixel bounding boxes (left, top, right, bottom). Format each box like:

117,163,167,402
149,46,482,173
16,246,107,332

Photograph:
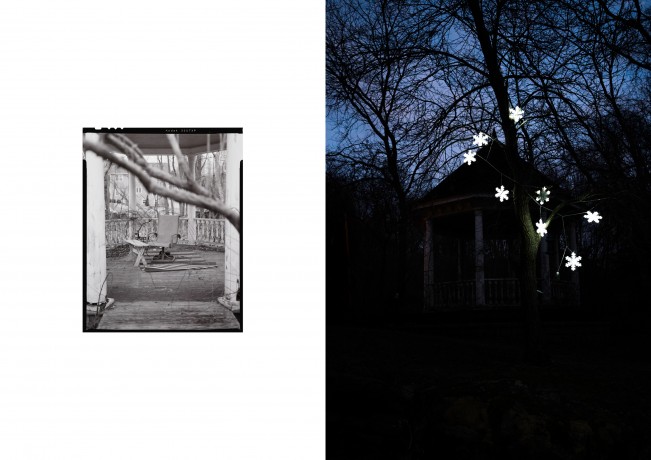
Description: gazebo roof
421,140,552,204
412,140,580,221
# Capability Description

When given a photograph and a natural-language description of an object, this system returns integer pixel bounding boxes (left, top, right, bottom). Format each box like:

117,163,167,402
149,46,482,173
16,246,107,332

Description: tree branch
105,134,191,190
166,134,194,182
84,136,241,233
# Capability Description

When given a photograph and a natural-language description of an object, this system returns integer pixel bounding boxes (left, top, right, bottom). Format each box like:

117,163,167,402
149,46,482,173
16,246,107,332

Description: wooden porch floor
98,301,240,330
94,246,239,331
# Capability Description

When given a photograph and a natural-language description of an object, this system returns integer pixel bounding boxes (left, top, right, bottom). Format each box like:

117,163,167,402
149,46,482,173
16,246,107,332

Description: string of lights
461,106,604,271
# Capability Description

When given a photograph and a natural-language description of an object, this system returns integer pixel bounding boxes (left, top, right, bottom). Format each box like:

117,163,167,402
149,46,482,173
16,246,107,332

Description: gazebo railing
427,277,578,309
195,218,226,246
105,217,225,247
485,278,520,307
430,279,520,309
177,218,225,246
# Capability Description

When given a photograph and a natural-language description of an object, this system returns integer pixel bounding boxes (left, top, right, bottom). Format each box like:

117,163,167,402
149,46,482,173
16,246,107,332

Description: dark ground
327,310,651,459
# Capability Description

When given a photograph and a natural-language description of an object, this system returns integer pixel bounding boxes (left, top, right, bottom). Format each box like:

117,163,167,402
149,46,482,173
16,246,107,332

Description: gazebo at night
414,141,580,311
326,0,651,457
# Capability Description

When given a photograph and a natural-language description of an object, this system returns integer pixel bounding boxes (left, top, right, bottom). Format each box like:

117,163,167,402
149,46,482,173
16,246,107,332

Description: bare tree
413,0,648,361
327,0,477,303
327,0,453,214
560,0,651,71
327,0,649,360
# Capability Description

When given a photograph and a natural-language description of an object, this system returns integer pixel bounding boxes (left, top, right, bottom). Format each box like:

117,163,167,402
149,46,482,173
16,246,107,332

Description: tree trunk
167,156,175,215
468,0,548,363
514,182,547,363
520,232,547,363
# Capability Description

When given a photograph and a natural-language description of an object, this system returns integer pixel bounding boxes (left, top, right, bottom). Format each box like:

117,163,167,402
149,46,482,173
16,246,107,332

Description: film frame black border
82,127,243,332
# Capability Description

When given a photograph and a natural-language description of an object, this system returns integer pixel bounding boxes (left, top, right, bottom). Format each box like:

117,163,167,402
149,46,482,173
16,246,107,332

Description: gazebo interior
85,131,241,331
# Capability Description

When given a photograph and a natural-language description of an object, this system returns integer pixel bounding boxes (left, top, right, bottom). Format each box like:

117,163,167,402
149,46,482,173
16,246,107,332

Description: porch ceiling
122,133,227,156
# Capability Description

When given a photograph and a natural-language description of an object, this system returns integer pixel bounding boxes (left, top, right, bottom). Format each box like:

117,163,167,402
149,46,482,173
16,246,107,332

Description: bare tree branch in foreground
84,134,241,233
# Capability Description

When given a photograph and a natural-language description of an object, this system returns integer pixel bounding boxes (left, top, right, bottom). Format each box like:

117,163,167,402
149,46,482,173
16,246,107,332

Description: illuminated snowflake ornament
535,218,548,237
463,150,477,166
584,211,602,223
565,252,582,271
473,132,490,147
509,106,524,123
535,187,550,205
495,185,510,202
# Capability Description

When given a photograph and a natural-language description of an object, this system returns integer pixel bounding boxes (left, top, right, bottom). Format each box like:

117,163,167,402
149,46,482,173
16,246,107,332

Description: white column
423,218,434,310
224,133,242,302
187,155,197,245
474,210,485,305
128,172,136,238
85,133,107,304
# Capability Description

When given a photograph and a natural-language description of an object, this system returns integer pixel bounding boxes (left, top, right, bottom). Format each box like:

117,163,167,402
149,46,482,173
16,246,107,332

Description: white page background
0,1,325,459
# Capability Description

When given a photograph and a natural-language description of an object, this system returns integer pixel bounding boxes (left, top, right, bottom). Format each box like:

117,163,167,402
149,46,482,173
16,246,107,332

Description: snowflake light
473,132,490,147
535,218,548,237
565,252,582,271
495,185,510,202
535,187,550,205
584,211,602,223
509,106,524,123
463,150,477,166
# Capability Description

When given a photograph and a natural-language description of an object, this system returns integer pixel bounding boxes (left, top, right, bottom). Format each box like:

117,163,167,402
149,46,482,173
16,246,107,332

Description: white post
474,210,485,306
128,172,136,238
85,133,108,304
424,218,434,310
224,133,242,302
187,155,197,245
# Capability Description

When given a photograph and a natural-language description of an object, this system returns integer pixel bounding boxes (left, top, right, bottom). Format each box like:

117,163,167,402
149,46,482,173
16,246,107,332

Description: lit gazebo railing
425,278,578,310
428,279,520,310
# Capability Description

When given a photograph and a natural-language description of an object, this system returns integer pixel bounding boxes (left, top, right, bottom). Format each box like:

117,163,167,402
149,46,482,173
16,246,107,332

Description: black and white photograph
83,129,242,331
327,0,651,458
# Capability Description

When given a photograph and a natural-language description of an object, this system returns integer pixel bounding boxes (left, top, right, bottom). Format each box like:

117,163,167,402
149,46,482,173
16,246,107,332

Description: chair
148,215,181,262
